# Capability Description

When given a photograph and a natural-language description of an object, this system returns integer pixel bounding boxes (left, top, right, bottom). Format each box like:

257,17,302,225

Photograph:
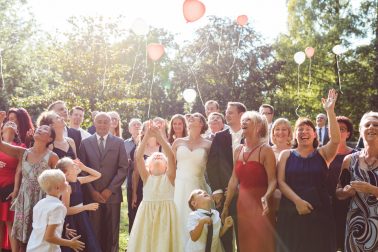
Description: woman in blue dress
276,89,340,252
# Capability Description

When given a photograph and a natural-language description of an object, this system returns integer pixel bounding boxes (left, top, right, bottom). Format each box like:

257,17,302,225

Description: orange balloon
237,15,248,26
305,47,315,58
183,0,206,23
147,43,165,61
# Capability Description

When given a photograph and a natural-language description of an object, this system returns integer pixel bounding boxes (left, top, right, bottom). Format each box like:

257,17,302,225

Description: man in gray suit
79,112,128,252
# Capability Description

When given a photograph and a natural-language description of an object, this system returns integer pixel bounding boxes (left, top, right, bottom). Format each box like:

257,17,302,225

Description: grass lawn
119,187,129,251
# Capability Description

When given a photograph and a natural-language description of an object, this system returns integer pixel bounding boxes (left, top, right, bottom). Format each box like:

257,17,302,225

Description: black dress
62,181,101,252
52,142,76,159
277,150,336,252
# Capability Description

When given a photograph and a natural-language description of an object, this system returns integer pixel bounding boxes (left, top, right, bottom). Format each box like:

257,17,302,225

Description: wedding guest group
0,89,377,252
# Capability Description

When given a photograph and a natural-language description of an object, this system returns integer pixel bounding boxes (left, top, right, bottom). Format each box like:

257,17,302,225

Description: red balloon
237,15,248,26
147,43,165,61
183,0,206,23
305,47,315,58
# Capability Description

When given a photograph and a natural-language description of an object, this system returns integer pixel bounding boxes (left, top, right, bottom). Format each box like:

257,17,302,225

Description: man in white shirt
316,113,329,146
69,106,91,140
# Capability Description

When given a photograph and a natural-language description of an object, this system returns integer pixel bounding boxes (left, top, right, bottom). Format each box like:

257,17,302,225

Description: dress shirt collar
95,133,109,142
197,208,213,215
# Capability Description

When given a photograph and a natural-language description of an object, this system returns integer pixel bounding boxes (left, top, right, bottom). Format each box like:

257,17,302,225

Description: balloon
131,18,149,36
183,88,197,103
305,47,315,58
147,43,164,61
294,51,306,65
183,0,206,23
332,45,345,55
236,15,248,26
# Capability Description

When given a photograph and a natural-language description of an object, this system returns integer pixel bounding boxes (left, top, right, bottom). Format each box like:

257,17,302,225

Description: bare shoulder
278,149,291,163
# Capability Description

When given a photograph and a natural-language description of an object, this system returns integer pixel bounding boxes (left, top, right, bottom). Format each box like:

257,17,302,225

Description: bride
172,113,212,245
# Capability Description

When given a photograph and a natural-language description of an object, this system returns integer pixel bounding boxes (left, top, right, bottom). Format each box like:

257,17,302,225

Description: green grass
119,187,129,251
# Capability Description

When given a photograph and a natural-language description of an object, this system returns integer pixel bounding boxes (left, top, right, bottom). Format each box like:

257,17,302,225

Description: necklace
242,144,263,165
363,152,378,170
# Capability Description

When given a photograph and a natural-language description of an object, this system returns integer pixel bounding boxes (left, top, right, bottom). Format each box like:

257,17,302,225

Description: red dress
0,142,24,249
235,159,275,252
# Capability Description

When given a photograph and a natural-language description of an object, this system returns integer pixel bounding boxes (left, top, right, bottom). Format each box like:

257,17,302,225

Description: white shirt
95,133,109,148
78,128,91,140
27,195,67,252
185,209,224,252
230,129,243,159
316,126,326,145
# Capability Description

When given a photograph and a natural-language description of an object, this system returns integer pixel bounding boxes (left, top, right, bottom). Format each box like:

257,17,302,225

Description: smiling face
70,108,84,128
226,105,243,127
272,123,291,145
34,125,53,143
8,112,18,126
94,113,111,137
51,113,66,130
295,124,317,147
205,103,219,117
129,120,142,138
360,116,378,143
172,118,184,136
208,114,224,133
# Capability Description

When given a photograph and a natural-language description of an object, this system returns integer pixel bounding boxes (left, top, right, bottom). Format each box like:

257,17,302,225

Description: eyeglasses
339,127,348,132
262,112,272,115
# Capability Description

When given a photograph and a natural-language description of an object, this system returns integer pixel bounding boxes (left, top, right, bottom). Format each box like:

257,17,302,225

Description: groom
206,102,246,252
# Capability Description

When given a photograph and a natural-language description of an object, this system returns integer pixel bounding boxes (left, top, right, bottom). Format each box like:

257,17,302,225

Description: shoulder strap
349,151,361,171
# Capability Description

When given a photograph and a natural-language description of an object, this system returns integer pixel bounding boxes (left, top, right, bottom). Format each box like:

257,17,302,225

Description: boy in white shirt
186,189,233,252
26,169,85,252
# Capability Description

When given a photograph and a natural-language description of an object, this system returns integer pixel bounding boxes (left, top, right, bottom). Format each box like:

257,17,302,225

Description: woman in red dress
222,111,277,252
0,121,25,251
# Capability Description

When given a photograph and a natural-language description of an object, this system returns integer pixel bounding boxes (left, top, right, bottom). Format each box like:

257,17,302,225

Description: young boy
26,169,85,252
186,189,233,252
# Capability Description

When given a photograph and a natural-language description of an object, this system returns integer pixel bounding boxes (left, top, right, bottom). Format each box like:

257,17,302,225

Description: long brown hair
168,114,188,144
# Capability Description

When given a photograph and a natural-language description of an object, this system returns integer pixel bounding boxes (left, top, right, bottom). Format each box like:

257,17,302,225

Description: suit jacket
79,134,129,204
206,128,238,193
67,127,82,151
317,126,330,146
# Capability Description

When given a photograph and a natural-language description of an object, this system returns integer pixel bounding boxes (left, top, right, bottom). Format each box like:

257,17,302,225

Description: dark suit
206,128,240,252
79,134,128,252
67,126,82,150
317,126,330,146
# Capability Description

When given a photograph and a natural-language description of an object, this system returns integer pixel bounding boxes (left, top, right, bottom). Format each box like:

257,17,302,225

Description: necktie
99,137,105,155
204,212,213,252
318,128,322,144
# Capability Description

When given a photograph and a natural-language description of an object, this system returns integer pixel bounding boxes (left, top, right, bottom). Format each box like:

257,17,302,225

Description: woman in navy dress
276,89,340,252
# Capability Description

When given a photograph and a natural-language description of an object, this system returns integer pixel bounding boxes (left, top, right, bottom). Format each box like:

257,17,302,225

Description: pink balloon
147,43,165,61
237,15,248,26
305,47,315,58
183,0,206,23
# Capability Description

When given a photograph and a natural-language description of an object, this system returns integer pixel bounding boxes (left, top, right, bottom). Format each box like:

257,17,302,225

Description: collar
197,208,213,215
45,195,61,202
229,128,242,135
95,133,109,141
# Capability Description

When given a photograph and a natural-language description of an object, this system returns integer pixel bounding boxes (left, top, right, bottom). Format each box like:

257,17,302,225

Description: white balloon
131,18,149,36
183,88,197,103
294,51,306,65
332,45,345,55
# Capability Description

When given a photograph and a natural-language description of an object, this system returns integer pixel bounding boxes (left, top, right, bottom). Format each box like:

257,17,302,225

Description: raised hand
0,111,6,124
321,89,338,112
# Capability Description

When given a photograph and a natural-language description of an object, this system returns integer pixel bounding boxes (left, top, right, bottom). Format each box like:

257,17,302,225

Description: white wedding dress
174,145,211,246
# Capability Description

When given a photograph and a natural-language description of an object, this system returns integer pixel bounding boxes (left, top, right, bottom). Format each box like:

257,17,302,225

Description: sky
28,0,288,41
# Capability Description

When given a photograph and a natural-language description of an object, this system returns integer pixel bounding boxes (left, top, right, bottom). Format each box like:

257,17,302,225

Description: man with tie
316,113,330,146
79,112,128,252
206,102,246,252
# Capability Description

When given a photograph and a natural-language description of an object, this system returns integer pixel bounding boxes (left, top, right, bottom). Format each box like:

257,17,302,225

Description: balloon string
335,55,343,94
0,52,4,89
144,36,148,78
101,47,108,92
189,65,204,107
295,105,301,117
147,62,155,118
297,64,300,95
129,41,141,85
227,27,241,73
308,58,312,88
216,28,223,65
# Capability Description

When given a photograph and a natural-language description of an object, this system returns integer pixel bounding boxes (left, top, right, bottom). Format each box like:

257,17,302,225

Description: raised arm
76,159,101,184
135,123,152,184
152,126,175,184
0,111,25,158
319,89,340,165
277,150,313,215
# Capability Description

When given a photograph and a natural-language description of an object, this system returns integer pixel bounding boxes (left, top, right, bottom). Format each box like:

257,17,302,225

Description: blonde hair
241,111,268,143
38,169,66,193
145,152,168,168
56,157,74,173
107,111,122,137
359,111,378,131
270,118,293,146
188,189,206,211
